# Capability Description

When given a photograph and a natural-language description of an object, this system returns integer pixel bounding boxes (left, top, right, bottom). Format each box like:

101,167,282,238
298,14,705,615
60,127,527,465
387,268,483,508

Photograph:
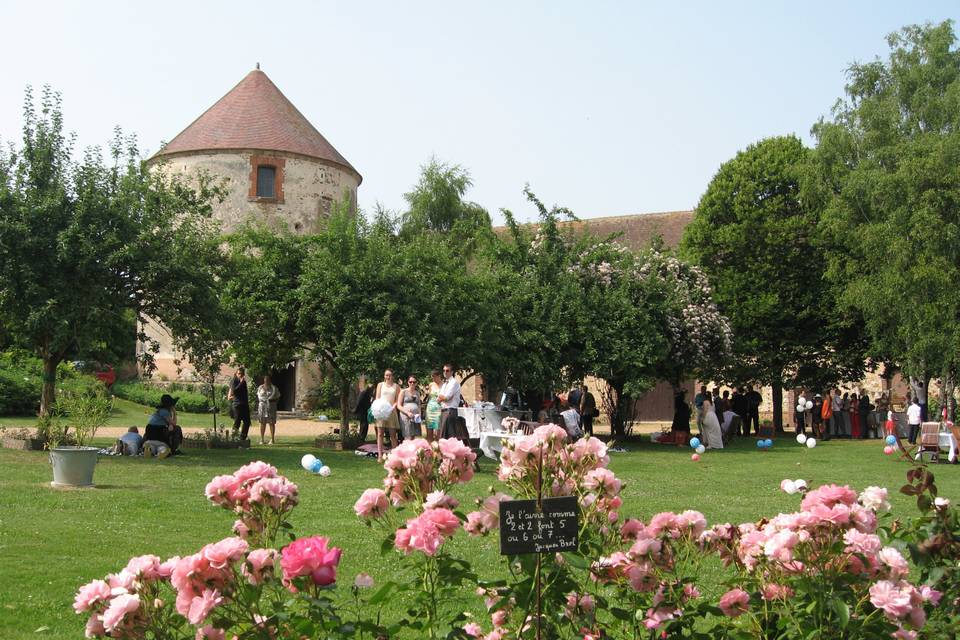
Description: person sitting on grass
115,426,143,456
144,394,183,456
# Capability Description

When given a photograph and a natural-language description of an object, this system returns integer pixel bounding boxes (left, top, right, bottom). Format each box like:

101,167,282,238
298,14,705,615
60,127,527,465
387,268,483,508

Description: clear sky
1,1,957,223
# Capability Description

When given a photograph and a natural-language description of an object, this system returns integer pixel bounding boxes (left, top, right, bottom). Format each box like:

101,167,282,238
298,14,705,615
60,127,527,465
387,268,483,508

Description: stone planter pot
314,438,345,451
2,437,47,451
49,446,99,487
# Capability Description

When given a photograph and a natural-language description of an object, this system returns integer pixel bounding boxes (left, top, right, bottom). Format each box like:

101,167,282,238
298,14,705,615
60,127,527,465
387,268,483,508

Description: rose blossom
354,572,374,588
203,537,249,569
354,488,389,519
280,536,342,588
187,589,223,625
74,580,112,614
195,626,226,640
463,622,483,637
718,588,750,617
243,548,278,585
859,486,891,512
101,593,141,632
424,490,460,510
869,580,912,619
877,547,910,579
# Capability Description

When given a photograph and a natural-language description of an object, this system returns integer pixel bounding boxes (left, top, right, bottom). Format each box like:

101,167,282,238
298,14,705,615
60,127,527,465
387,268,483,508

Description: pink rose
195,626,226,640
463,622,483,637
801,484,857,511
281,536,342,587
718,588,750,617
74,580,112,614
248,476,299,509
878,547,910,579
620,518,645,540
869,580,912,618
84,613,106,638
859,486,890,512
204,474,240,506
101,593,140,632
187,589,223,625
243,548,278,585
123,555,162,581
583,468,622,497
354,572,375,588
232,461,278,484
354,488,389,519
203,537,249,569
423,508,461,536
920,585,942,605
424,490,459,511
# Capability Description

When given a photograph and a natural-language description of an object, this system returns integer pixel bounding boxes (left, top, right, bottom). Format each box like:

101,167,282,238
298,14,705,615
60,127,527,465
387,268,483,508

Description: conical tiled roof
153,69,359,180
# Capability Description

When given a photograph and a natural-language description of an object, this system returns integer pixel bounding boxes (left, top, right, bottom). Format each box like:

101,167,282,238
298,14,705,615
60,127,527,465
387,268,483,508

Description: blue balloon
310,459,322,473
689,437,701,448
885,435,897,446
756,439,764,448
765,439,773,448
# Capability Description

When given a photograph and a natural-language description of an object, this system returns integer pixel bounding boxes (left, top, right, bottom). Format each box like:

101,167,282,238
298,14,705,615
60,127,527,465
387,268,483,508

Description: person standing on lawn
374,369,401,458
256,374,280,445
397,375,423,441
821,390,834,440
424,369,443,442
745,385,762,435
579,386,598,436
353,377,374,443
694,385,708,434
227,368,251,440
849,392,861,439
811,394,824,439
437,364,462,441
907,396,923,444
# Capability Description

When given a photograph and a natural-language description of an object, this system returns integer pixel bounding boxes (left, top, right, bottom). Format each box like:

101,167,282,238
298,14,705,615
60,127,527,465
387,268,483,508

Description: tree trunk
772,382,784,433
39,356,60,417
602,380,627,438
339,380,351,438
941,370,955,423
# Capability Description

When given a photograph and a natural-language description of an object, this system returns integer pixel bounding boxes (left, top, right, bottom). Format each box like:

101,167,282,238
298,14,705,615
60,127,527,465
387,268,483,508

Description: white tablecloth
915,432,958,463
458,407,527,439
479,431,523,460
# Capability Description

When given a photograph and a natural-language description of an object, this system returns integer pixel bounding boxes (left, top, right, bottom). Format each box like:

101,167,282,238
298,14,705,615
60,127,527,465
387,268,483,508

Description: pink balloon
883,446,894,455
691,453,700,461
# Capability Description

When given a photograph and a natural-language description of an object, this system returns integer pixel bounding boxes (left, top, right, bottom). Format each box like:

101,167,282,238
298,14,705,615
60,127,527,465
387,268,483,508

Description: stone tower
140,68,361,409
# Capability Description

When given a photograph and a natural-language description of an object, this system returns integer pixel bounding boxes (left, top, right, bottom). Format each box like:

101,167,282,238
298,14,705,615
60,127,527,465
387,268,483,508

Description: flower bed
1,435,46,451
73,427,960,639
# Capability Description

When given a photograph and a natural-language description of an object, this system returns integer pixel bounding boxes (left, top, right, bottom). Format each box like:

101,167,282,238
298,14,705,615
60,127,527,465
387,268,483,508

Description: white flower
934,497,950,510
859,486,891,512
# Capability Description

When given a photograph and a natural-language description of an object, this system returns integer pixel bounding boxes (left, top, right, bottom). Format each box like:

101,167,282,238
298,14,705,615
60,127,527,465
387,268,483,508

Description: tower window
256,166,276,198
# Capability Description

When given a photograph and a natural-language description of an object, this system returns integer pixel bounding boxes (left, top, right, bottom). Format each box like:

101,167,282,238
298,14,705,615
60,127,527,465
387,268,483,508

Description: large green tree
681,135,866,429
0,87,223,415
811,21,960,417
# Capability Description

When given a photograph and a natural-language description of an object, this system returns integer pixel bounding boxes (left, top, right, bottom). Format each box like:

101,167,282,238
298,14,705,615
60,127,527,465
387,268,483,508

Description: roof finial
256,62,260,70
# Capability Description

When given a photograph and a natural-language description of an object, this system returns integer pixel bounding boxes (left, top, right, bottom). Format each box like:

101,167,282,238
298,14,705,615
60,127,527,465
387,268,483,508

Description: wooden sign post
497,446,580,640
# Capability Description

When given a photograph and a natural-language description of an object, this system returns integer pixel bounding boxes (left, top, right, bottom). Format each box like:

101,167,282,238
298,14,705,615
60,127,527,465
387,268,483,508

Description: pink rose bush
76,462,352,639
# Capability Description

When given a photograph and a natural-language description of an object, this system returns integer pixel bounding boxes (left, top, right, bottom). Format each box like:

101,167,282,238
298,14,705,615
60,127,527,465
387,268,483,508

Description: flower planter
315,438,355,451
182,438,251,450
1,436,47,451
49,446,99,487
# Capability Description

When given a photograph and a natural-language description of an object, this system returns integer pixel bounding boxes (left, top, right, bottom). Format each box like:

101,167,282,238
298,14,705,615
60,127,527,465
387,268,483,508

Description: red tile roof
497,210,694,250
152,69,360,181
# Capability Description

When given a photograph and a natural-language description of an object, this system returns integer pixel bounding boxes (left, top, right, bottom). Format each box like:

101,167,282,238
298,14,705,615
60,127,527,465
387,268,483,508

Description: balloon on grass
885,435,897,446
796,433,807,444
691,453,700,461
806,438,817,449
695,444,706,454
309,459,323,473
319,465,332,477
764,439,773,448
300,454,318,471
689,437,701,449
757,440,765,448
883,446,894,455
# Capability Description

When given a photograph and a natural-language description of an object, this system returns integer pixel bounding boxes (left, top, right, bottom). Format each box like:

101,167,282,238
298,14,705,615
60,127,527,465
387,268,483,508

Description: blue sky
1,1,957,223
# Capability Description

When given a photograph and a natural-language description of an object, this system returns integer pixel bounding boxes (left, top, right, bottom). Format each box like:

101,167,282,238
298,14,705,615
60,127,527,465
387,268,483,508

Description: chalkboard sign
499,496,579,555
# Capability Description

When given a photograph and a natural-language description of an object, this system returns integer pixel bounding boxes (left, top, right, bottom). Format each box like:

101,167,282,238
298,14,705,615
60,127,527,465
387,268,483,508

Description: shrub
111,381,224,413
0,350,101,415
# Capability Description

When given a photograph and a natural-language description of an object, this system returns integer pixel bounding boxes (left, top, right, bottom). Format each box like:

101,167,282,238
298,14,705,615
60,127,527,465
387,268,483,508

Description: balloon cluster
795,396,814,413
883,434,897,456
756,438,774,450
689,437,706,461
370,398,394,421
300,454,332,477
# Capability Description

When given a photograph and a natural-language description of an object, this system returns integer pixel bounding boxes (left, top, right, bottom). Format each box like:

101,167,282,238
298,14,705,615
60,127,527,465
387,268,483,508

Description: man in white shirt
906,397,922,444
437,363,462,440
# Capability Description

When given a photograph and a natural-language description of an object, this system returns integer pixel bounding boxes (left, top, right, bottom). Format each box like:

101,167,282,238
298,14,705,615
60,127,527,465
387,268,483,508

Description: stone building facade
140,68,360,409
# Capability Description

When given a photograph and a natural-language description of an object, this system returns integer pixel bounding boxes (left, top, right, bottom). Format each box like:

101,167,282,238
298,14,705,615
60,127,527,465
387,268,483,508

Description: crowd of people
670,384,907,449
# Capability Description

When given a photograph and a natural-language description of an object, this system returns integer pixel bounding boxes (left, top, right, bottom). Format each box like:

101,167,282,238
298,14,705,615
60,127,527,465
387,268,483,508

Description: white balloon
695,445,706,454
796,404,805,412
319,465,332,477
318,414,329,421
798,396,806,406
794,479,808,491
370,398,394,420
806,438,817,449
805,401,813,410
301,454,318,471
782,480,797,494
796,433,807,444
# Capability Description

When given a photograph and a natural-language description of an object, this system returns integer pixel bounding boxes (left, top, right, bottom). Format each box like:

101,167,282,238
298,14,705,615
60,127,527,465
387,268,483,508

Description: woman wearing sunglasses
397,375,423,441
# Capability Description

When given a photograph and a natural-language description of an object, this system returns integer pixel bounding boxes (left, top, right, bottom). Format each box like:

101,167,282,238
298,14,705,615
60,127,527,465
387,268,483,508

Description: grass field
0,428,957,639
0,398,225,432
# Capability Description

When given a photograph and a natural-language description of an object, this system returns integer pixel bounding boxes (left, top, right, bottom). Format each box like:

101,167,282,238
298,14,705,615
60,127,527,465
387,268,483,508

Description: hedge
0,351,102,415
111,381,228,414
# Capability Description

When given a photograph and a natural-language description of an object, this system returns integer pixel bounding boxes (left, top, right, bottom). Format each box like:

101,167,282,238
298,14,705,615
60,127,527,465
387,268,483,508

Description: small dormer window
248,156,285,203
256,165,276,198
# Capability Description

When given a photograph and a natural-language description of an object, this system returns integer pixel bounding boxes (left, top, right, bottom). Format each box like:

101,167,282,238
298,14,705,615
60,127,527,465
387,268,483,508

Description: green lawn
0,433,957,638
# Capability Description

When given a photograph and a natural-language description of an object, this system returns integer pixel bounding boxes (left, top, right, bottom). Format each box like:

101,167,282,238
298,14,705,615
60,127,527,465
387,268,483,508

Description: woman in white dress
701,399,724,449
375,369,401,458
